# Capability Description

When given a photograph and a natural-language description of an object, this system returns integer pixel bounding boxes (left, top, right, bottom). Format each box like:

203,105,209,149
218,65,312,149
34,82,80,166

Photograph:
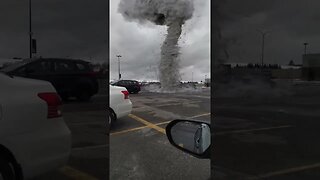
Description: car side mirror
166,119,211,159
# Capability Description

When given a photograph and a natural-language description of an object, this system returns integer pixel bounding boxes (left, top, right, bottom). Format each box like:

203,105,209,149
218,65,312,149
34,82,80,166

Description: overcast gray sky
110,0,210,82
0,0,107,63
2,1,319,82
216,0,320,65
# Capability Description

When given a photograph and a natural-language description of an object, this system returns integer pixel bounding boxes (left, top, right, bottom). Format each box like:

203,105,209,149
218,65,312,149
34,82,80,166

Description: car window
118,80,125,85
54,61,75,72
15,66,27,74
23,61,51,73
0,59,32,73
75,63,88,71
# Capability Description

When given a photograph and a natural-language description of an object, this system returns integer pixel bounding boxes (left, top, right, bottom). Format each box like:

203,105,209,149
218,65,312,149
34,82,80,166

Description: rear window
25,61,51,72
75,63,89,71
0,59,33,73
54,61,75,72
120,81,128,85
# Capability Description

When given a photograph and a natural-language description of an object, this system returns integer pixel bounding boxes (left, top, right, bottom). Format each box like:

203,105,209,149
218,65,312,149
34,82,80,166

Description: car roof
0,58,90,72
38,58,90,63
119,80,138,82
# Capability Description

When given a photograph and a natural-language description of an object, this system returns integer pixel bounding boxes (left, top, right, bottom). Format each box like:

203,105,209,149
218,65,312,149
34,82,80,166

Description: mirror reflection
170,121,211,154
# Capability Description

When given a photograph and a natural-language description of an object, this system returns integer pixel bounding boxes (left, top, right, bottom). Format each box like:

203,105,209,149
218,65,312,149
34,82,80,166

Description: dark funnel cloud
118,0,194,92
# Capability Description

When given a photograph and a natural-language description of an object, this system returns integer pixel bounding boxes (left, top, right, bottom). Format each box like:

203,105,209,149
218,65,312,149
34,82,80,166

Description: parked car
111,80,141,94
109,85,132,126
0,58,99,101
0,72,71,179
166,119,211,159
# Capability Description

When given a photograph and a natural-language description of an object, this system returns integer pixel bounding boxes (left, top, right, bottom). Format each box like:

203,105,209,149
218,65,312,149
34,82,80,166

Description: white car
0,73,71,179
109,85,132,126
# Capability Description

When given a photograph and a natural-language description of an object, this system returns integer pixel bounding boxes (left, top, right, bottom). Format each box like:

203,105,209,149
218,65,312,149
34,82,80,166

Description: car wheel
77,90,91,102
108,113,112,127
0,156,16,180
108,109,116,127
60,94,69,101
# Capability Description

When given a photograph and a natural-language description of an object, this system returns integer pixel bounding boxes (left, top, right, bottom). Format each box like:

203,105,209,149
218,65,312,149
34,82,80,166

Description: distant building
302,54,320,81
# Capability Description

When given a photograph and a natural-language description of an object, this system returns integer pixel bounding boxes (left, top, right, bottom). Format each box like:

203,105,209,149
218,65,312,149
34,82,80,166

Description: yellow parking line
188,113,211,119
111,111,212,136
249,162,320,179
110,120,171,136
59,166,98,180
155,121,171,125
128,114,166,134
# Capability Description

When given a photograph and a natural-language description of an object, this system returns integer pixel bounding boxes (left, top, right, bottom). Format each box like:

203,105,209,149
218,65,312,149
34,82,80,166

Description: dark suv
112,80,141,94
1,58,99,101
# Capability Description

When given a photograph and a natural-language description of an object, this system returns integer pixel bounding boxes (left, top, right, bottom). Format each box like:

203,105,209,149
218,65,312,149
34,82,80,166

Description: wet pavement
110,89,211,180
31,94,107,180
212,82,320,179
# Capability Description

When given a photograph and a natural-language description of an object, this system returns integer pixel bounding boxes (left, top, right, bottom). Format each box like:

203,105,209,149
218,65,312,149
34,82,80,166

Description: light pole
191,72,193,82
304,42,309,55
116,55,122,80
257,30,271,66
205,74,208,87
29,0,32,58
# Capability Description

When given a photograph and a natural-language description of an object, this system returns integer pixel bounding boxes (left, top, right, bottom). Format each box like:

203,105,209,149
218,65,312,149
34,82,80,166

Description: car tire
108,109,116,127
77,90,91,102
0,156,16,180
60,94,69,101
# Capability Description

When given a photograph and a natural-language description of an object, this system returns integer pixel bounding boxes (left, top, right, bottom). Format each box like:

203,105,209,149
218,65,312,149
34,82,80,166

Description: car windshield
111,81,117,85
0,59,32,73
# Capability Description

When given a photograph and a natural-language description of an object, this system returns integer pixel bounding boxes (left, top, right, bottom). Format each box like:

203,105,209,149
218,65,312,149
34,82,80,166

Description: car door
52,60,77,95
123,81,131,91
127,81,134,92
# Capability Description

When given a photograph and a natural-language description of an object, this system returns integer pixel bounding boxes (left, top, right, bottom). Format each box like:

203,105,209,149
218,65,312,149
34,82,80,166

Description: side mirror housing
166,119,211,159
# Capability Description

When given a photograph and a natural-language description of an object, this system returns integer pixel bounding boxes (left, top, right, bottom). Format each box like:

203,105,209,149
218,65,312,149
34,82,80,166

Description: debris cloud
118,0,194,92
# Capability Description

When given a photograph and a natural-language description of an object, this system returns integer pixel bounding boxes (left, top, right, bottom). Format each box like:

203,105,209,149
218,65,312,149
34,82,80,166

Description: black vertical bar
29,0,32,58
262,34,265,65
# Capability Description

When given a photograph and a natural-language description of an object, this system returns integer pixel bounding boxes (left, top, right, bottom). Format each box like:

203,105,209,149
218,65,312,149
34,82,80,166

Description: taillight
86,72,98,78
38,92,62,118
121,90,129,99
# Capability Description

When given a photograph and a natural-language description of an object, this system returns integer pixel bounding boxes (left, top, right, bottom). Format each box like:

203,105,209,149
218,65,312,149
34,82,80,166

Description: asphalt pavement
31,87,211,180
110,88,211,180
29,80,320,179
212,81,320,179
31,95,108,180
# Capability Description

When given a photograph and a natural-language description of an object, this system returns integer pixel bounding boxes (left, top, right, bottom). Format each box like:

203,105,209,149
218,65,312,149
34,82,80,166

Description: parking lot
32,94,108,180
212,81,320,179
110,88,211,180
31,86,211,180
29,80,320,180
